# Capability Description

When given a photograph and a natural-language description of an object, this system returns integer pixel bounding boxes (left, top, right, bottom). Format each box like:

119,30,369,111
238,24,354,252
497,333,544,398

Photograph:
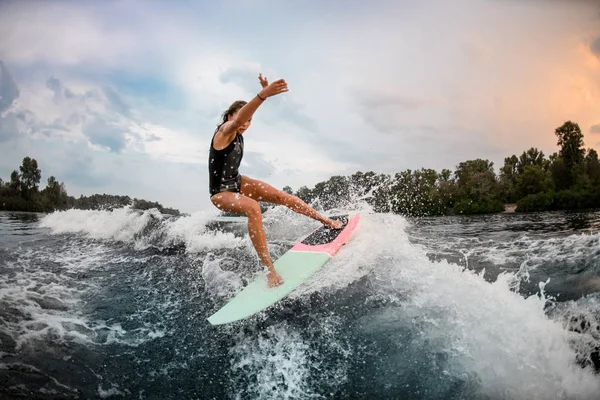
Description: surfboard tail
291,213,360,256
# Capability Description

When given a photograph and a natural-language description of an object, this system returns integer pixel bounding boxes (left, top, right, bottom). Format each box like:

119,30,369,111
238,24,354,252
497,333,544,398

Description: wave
38,206,245,252
24,205,600,398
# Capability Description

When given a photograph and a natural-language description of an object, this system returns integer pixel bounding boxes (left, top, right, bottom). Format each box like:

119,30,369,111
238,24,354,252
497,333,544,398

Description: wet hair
215,100,247,132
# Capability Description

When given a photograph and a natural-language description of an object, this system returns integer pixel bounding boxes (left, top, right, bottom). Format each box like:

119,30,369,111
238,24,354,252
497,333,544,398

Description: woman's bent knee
245,202,262,219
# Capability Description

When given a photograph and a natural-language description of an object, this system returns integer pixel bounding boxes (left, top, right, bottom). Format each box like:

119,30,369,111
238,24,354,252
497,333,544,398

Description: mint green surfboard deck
207,213,360,325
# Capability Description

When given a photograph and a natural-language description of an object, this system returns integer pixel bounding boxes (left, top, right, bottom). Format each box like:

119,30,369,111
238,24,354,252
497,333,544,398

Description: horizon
1,0,599,213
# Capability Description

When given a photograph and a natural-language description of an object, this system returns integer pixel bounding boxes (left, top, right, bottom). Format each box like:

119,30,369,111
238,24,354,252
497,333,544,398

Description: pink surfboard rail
290,213,360,257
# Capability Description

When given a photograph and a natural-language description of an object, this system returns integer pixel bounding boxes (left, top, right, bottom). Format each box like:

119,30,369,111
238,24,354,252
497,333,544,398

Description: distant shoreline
1,156,181,216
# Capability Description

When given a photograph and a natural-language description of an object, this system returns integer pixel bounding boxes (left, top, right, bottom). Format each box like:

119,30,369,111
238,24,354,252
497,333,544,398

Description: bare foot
325,218,344,230
267,269,284,287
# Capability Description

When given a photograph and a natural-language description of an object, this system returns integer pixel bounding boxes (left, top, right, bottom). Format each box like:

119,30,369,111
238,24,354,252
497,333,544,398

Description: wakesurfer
208,73,343,287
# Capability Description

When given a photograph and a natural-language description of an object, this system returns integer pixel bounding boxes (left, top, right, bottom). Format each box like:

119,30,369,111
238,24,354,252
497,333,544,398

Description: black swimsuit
208,132,244,196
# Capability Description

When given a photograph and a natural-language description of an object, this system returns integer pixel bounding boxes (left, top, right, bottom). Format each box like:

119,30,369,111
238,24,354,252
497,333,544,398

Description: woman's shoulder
211,130,238,151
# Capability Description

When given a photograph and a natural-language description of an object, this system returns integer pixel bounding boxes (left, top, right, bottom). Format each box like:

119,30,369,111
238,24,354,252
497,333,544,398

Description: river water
0,205,599,399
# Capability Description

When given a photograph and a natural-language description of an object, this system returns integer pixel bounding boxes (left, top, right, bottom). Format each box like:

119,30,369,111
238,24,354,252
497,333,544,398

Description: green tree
311,175,351,209
9,170,20,196
369,173,394,213
392,168,444,216
347,171,392,212
295,186,315,204
437,168,456,210
517,147,548,173
549,152,570,191
349,171,377,198
19,157,42,199
453,159,503,214
43,176,60,204
499,155,519,203
391,169,414,214
40,175,69,209
584,148,600,186
516,164,553,197
554,121,585,188
439,169,452,182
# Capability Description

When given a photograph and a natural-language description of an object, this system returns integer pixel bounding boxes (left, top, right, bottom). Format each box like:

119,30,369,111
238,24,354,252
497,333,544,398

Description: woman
208,73,343,287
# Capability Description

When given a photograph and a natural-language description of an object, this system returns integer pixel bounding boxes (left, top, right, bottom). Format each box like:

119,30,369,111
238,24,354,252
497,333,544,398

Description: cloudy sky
1,0,599,213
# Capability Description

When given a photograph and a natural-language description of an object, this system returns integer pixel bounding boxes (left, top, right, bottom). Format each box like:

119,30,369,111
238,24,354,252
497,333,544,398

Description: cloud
354,89,445,112
60,152,112,188
219,65,262,95
348,88,450,140
0,112,20,142
273,99,318,133
146,133,161,142
44,76,78,103
242,151,276,178
1,0,600,212
82,118,128,153
0,64,24,142
6,80,83,142
592,37,600,59
0,1,141,68
102,85,131,117
3,72,159,155
45,76,62,100
591,124,600,134
44,76,90,107
0,61,19,112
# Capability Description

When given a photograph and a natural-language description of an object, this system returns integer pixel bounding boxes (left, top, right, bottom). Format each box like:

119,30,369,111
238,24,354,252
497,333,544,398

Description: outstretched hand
258,74,288,99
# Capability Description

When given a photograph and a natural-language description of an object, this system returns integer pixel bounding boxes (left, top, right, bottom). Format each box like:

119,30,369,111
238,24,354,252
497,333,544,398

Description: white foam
416,223,600,273
0,231,171,353
97,383,126,398
0,263,93,351
39,207,244,252
229,318,351,400
201,256,245,300
39,207,160,243
344,213,600,399
518,232,600,271
547,293,600,371
231,325,313,399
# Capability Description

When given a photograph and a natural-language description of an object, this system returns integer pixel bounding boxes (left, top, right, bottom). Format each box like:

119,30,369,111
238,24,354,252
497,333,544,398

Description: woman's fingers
276,80,288,91
262,78,289,97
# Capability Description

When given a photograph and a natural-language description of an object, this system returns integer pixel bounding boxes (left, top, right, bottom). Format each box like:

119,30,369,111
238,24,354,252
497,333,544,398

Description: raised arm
217,75,288,140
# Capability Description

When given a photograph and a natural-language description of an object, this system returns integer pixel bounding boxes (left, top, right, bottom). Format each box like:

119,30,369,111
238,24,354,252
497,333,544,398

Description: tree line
282,120,600,216
2,120,597,217
0,157,180,215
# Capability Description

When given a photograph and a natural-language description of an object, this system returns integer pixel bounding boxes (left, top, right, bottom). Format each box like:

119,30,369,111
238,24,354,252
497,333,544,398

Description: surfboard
207,213,360,325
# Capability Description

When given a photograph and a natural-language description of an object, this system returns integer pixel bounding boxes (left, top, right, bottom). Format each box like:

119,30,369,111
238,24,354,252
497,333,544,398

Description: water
1,206,599,399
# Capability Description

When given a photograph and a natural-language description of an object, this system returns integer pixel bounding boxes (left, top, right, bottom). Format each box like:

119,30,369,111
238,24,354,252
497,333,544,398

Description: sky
1,0,599,213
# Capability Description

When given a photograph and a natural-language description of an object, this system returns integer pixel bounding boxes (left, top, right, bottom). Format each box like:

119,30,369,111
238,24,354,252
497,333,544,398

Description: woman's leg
211,191,284,287
240,176,343,229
